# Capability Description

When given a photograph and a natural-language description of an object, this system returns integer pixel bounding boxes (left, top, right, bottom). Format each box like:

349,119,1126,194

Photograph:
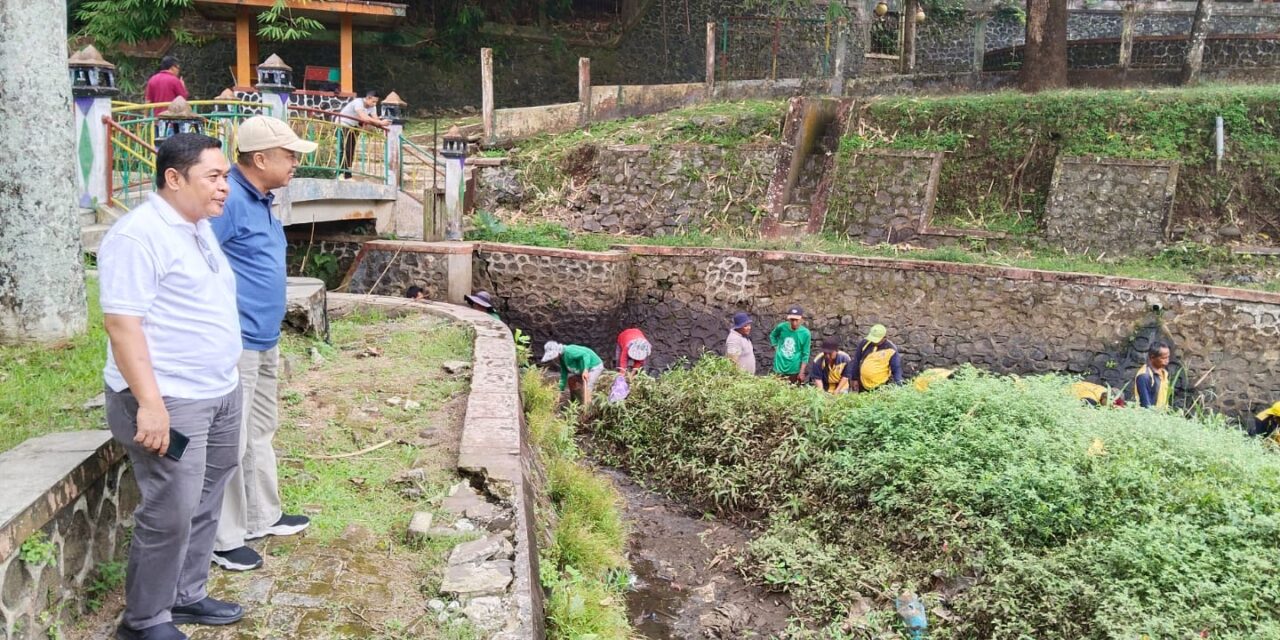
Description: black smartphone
165,429,191,461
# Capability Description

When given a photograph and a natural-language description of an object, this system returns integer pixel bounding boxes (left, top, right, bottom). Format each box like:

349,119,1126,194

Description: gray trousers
215,347,283,551
107,386,241,630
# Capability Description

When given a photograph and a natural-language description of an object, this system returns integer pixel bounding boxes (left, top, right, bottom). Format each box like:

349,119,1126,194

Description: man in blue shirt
210,117,317,571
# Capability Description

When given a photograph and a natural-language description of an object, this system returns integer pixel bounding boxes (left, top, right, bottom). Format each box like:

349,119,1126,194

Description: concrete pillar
830,19,849,96
1,0,87,342
69,46,119,211
901,0,918,74
578,57,591,123
706,21,717,95
972,15,988,73
481,48,494,145
255,54,294,121
383,91,407,190
442,126,468,242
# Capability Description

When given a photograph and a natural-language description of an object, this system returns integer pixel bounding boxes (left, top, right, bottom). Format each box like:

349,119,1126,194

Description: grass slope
589,359,1280,639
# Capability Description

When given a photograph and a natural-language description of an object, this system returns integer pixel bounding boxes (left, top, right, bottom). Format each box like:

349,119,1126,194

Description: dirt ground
68,313,481,640
598,467,795,639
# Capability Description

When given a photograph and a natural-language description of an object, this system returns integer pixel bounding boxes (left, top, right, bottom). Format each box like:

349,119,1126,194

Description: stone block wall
823,149,942,243
916,20,978,73
455,243,1280,416
1,433,139,640
569,144,776,236
1044,156,1178,256
343,241,474,303
472,244,631,362
286,234,372,289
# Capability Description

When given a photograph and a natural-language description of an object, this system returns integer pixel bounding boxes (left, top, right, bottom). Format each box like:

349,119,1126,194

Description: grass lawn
0,279,106,454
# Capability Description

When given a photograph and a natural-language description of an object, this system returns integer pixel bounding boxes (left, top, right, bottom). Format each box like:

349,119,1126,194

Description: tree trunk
1020,0,1069,92
1181,0,1214,85
0,0,87,343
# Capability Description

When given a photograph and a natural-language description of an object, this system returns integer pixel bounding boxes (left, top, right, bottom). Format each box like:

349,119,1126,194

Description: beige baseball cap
236,116,319,154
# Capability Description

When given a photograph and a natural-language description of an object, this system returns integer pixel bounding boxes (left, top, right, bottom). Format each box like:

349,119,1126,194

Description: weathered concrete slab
0,431,117,561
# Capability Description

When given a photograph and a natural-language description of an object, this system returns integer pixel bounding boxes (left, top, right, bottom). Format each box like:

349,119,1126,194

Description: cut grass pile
589,358,1280,639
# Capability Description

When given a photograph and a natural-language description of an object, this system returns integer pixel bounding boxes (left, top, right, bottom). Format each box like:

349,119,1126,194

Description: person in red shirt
144,56,190,113
615,328,651,376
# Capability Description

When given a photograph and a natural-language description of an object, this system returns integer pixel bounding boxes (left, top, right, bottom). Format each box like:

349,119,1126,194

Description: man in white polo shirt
99,133,245,640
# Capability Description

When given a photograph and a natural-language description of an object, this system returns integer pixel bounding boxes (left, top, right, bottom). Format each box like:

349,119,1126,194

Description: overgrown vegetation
507,99,785,209
522,369,631,639
0,279,106,454
18,531,58,568
847,85,1280,234
589,359,1280,638
464,217,1280,291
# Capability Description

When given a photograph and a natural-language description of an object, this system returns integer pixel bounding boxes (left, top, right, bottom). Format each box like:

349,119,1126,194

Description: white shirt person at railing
337,90,391,179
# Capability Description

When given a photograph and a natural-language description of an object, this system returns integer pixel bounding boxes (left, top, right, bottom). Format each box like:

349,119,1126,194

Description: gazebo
191,0,407,94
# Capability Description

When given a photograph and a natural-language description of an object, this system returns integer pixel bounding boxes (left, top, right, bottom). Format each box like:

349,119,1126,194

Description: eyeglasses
193,232,220,273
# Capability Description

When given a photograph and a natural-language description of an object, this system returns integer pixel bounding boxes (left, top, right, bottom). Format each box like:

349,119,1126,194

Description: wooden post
248,30,259,73
901,0,918,74
578,57,591,123
830,19,848,96
481,48,494,145
340,14,354,94
1119,2,1136,71
706,21,716,95
235,7,252,88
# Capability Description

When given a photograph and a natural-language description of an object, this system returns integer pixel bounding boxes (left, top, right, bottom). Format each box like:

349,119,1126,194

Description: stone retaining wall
823,149,943,244
1045,157,1178,255
569,144,776,235
472,244,631,361
343,241,474,302
472,244,1280,416
1,433,139,640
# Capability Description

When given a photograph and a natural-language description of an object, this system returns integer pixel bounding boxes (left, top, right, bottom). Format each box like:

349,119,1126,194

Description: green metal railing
398,136,445,203
288,106,388,182
104,117,156,211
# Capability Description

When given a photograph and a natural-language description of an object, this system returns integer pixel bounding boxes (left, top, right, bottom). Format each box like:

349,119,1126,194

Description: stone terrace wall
464,244,1280,416
823,150,943,244
569,144,776,236
344,241,474,303
287,234,373,289
472,244,632,362
1045,157,1178,255
1,433,139,640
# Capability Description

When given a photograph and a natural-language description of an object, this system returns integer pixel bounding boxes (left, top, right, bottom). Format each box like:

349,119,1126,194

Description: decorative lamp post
68,45,118,96
874,0,889,17
381,91,407,123
255,54,294,120
382,91,407,191
441,125,469,242
69,45,119,209
916,8,926,22
157,97,205,143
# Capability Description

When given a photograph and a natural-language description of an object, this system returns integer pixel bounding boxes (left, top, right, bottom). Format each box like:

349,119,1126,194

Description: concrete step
81,224,111,254
78,208,97,226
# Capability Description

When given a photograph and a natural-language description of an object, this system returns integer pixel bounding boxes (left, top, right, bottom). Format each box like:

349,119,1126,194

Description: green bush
589,359,1280,639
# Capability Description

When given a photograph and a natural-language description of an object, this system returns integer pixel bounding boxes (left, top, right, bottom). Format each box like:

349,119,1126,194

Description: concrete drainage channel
328,294,543,640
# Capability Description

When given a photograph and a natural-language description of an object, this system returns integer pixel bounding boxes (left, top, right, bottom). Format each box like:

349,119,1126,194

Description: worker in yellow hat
1251,402,1280,439
853,324,903,392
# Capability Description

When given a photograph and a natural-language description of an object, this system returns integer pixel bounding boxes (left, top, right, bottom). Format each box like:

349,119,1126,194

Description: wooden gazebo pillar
236,6,251,87
340,14,354,94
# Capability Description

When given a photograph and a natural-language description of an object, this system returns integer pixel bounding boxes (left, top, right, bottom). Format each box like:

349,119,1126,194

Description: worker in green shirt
769,305,811,384
542,341,605,405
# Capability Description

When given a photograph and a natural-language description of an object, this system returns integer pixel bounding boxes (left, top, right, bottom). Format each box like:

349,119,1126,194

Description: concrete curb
326,293,544,640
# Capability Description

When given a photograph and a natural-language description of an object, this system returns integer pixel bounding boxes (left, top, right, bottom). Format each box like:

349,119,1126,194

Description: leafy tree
76,0,322,50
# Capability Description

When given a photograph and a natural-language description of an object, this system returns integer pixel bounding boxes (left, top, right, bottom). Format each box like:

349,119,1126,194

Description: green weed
85,561,126,612
589,359,1280,638
19,531,57,567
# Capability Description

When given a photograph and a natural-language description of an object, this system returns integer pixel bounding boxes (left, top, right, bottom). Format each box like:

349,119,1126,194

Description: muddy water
597,467,794,639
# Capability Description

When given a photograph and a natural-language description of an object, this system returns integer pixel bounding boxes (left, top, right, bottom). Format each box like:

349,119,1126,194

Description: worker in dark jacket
1134,342,1171,409
852,324,903,392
